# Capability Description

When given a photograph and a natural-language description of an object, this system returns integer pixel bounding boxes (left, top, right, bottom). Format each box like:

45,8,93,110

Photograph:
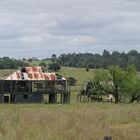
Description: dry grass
0,103,139,140
0,68,140,140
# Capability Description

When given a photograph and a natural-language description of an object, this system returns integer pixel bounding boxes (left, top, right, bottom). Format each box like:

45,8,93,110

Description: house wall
0,94,4,103
0,80,70,104
14,93,43,103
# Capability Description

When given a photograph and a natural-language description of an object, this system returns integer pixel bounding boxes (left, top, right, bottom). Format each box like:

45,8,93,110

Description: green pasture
58,67,94,92
23,59,52,66
0,69,15,77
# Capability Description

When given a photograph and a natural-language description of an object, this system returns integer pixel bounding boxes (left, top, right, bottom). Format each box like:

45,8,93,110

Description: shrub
48,63,61,72
68,77,77,86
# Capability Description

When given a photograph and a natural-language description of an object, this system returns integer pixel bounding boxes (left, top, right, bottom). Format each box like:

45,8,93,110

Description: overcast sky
0,0,140,58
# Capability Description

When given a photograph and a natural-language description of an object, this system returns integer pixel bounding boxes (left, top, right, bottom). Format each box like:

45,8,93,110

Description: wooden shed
0,66,70,104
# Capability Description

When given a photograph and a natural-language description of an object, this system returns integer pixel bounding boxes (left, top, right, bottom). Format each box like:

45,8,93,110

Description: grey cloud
0,0,140,58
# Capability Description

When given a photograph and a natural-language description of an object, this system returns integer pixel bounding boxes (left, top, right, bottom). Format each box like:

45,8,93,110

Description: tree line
0,57,29,69
58,49,140,70
1,49,140,71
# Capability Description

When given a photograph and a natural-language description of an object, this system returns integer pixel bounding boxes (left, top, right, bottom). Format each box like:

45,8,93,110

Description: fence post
104,136,112,140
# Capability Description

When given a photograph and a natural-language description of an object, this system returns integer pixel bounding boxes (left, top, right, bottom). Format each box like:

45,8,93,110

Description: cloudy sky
0,0,140,58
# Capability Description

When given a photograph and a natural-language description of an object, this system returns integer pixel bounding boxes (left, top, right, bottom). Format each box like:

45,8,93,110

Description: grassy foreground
0,103,140,140
0,67,140,140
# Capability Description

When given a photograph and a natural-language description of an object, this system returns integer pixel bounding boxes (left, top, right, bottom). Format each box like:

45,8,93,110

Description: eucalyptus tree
93,65,140,103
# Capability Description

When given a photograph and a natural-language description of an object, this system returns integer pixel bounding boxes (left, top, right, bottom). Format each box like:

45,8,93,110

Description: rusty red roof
1,66,65,81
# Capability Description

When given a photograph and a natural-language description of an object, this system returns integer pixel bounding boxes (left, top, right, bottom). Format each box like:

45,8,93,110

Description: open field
0,67,140,140
23,60,52,66
58,67,94,95
0,103,140,140
0,69,15,78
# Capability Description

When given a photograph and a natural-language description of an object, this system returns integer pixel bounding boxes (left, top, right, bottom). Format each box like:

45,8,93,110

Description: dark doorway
4,95,10,103
23,94,28,100
49,94,56,103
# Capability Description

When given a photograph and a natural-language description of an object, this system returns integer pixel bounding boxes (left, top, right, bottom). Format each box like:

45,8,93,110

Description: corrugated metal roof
1,66,64,81
25,66,42,73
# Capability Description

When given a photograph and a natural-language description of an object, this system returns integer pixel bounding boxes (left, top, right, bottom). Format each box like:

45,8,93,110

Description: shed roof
1,66,66,81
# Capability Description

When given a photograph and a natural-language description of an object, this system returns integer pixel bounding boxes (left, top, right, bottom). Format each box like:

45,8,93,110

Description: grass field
0,103,140,140
58,67,94,95
0,67,140,140
23,60,52,66
0,69,15,78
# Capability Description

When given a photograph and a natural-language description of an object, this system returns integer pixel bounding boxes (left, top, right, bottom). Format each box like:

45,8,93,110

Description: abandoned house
0,66,70,104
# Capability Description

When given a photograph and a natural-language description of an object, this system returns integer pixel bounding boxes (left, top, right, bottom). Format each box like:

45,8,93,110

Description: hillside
58,67,93,93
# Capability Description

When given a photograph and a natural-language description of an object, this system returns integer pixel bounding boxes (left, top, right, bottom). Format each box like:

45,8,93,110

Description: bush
48,63,61,72
68,77,77,86
39,62,47,67
0,58,29,69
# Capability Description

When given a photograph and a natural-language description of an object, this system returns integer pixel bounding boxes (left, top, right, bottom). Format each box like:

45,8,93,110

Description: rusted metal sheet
25,66,42,73
2,71,22,80
1,67,58,81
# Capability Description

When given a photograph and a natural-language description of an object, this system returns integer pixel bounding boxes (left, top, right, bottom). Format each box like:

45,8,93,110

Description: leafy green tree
39,62,47,67
39,62,47,72
48,63,61,72
128,50,138,56
121,66,140,102
57,50,140,70
0,57,29,69
51,54,57,64
93,65,140,103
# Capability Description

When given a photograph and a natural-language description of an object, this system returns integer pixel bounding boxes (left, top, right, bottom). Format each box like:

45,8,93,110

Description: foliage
93,65,140,103
28,57,38,62
0,57,29,69
58,49,140,70
48,63,61,72
51,54,57,63
68,77,77,86
39,62,47,67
